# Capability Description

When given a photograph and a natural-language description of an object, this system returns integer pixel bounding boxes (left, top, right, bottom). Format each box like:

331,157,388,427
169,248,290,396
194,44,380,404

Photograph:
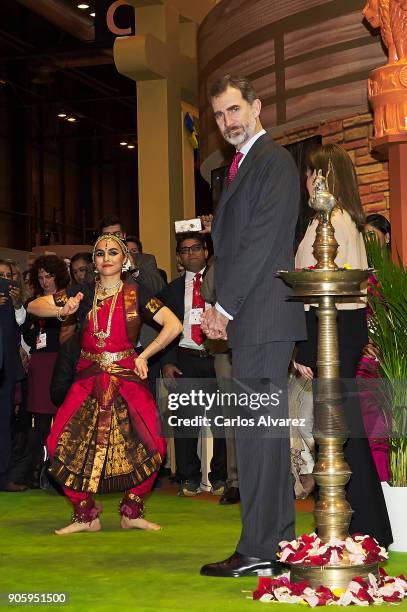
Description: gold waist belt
80,349,135,367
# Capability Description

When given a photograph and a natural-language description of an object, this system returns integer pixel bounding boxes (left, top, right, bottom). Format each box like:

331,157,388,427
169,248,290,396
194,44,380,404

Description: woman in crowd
28,234,181,534
23,269,33,298
365,213,391,248
294,143,392,548
69,252,93,286
355,214,392,482
22,255,70,488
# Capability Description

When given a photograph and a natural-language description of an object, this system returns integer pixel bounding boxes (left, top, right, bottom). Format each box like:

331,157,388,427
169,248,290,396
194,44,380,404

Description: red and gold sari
47,284,166,521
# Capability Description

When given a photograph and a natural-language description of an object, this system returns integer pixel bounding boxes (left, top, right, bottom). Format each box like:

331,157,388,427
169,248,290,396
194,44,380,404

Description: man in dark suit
159,233,227,497
0,278,25,491
98,215,164,295
126,234,165,280
200,75,306,577
200,262,239,506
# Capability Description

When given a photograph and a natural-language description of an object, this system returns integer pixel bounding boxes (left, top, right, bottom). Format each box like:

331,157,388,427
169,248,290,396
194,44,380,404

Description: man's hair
126,235,143,253
209,74,258,104
176,232,206,253
98,214,122,233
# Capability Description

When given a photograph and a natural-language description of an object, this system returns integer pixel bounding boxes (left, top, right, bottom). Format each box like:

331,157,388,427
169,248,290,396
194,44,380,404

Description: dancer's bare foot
55,518,101,535
120,515,161,531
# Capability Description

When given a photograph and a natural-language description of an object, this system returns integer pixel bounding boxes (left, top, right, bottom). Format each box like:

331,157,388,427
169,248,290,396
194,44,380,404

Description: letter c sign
106,0,132,36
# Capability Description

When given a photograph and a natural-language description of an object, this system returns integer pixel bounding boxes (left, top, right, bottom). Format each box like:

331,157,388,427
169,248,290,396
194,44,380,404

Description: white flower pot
382,482,407,552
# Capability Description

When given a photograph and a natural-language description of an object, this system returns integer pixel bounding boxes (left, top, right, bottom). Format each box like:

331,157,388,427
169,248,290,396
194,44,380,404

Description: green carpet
0,488,406,611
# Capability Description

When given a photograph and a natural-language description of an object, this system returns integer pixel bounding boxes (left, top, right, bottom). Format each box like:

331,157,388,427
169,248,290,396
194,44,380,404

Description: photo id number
2,593,68,605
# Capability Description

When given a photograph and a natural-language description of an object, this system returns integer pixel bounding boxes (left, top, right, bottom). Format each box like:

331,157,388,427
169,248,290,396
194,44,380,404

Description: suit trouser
214,353,238,488
0,381,14,489
9,379,31,484
232,341,295,559
26,413,53,482
174,350,227,486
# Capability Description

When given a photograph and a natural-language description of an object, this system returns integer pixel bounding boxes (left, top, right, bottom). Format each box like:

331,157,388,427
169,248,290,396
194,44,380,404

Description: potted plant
365,236,407,551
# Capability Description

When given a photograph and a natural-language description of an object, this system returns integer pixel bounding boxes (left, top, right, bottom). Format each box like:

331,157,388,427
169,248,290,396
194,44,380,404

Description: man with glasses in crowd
158,233,227,497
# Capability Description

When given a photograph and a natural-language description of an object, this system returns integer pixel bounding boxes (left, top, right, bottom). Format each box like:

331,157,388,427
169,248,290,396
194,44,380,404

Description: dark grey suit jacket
212,132,306,348
131,253,166,348
0,279,25,383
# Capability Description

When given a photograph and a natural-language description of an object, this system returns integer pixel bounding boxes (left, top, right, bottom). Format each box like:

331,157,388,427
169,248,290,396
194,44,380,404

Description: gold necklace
92,281,122,347
97,279,122,296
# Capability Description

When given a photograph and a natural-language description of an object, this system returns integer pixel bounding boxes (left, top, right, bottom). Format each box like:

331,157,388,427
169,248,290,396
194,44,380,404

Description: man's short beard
223,117,257,147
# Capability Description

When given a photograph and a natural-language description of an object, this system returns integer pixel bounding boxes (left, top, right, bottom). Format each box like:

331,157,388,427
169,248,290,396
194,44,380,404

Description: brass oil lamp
278,171,376,588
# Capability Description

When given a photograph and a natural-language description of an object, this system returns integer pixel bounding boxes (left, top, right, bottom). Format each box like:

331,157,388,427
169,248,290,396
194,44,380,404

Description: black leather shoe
200,551,284,578
219,487,240,505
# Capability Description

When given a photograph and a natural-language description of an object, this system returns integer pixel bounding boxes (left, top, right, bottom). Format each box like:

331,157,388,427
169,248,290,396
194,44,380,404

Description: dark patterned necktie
227,151,244,184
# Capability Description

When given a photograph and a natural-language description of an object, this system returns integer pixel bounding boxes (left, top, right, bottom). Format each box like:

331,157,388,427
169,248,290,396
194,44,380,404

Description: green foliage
365,236,407,487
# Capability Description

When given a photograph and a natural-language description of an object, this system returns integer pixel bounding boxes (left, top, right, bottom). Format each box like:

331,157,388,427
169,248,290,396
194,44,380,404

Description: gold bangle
57,306,67,322
138,355,148,361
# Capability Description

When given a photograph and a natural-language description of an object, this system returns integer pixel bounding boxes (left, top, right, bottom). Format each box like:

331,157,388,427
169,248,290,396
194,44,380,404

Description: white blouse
295,209,368,310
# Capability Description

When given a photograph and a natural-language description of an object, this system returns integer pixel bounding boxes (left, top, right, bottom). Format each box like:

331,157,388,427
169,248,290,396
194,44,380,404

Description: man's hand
201,307,228,340
9,286,22,310
19,347,30,372
0,292,7,306
60,292,84,317
200,214,213,234
162,363,183,389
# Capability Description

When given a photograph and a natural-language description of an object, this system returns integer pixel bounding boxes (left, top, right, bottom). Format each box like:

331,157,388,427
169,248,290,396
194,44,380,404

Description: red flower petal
383,592,402,603
361,537,380,553
355,588,374,603
307,555,329,566
300,533,317,544
351,576,368,587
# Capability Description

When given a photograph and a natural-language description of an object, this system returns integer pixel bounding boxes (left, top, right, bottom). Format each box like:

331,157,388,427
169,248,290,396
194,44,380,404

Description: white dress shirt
15,305,27,325
179,268,210,350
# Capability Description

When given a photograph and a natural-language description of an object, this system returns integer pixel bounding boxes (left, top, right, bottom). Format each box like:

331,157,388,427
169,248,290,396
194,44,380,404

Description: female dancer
294,144,392,548
28,234,182,534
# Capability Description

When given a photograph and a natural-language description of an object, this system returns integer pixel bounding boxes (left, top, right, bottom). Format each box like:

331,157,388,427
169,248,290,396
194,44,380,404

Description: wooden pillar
114,0,216,277
136,77,183,274
372,135,407,264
